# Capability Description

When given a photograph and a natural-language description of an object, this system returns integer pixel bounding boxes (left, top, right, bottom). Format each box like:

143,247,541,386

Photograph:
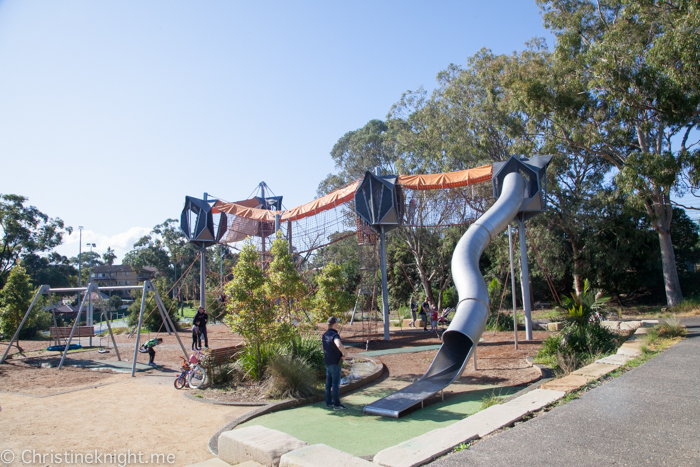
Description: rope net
212,165,493,256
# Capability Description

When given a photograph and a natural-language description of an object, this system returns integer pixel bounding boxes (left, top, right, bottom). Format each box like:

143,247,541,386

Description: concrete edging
207,359,385,456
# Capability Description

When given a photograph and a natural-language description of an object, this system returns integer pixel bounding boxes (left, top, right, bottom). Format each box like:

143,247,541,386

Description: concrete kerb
208,359,385,456
280,444,375,467
372,389,566,467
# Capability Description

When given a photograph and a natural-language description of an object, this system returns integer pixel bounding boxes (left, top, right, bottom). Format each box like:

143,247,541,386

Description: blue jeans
325,364,341,407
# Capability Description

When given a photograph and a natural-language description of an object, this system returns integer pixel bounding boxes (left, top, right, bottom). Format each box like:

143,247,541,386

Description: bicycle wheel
188,364,206,389
174,374,186,390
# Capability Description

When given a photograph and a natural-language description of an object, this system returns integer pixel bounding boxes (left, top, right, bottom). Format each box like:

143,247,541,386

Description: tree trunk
647,190,683,306
658,229,683,306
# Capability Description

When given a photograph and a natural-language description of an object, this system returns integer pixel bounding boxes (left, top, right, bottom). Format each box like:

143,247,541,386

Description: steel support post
200,246,206,308
380,226,390,341
508,226,518,349
58,283,95,369
518,219,533,340
131,282,150,377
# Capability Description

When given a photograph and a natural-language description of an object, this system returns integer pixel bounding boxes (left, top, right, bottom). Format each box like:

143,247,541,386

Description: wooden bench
208,345,243,367
50,326,95,339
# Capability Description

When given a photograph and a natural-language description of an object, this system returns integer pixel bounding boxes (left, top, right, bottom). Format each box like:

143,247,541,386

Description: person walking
419,298,429,331
322,316,347,410
409,297,418,328
193,307,209,349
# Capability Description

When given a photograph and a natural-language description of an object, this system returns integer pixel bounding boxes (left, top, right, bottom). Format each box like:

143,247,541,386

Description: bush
290,333,325,377
264,353,318,399
235,341,284,380
656,319,687,338
535,322,619,373
126,277,179,332
484,312,515,331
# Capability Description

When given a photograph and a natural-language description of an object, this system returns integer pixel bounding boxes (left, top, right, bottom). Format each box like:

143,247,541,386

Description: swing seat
47,344,82,352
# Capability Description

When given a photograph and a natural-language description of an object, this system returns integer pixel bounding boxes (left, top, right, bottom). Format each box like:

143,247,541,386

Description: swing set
0,281,189,377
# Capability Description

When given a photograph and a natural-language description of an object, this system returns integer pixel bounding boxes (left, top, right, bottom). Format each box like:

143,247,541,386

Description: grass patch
479,389,506,410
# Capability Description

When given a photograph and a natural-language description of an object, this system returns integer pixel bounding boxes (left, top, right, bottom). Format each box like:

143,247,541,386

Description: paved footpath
432,318,700,467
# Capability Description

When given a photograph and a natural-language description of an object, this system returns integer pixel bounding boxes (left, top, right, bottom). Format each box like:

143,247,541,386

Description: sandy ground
0,372,254,467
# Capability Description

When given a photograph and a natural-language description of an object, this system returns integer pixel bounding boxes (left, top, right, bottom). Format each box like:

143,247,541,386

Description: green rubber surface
238,384,521,457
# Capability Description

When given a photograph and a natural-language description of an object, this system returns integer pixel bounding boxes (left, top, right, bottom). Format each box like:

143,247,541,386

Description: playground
0,321,549,465
1,157,680,466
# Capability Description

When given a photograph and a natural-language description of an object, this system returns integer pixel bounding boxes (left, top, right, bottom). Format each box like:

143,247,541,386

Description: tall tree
0,262,47,342
318,119,397,196
0,194,71,288
102,247,117,266
529,0,700,305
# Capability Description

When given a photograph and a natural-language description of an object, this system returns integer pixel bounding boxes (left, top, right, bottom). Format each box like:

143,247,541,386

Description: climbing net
212,165,494,258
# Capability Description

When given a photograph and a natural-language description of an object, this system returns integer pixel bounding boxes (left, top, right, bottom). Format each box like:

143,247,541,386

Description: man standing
194,307,209,349
322,316,347,410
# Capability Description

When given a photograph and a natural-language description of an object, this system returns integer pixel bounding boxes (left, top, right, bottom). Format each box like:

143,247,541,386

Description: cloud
55,226,152,263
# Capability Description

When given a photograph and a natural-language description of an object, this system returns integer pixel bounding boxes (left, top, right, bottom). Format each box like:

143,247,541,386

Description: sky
0,1,556,262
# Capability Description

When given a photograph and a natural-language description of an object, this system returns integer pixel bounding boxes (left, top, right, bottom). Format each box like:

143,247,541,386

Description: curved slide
364,172,527,418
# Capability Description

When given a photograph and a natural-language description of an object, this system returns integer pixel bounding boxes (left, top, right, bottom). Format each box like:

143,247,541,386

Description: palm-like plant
559,279,609,328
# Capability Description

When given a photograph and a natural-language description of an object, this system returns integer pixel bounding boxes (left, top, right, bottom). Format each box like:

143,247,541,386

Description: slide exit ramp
364,171,528,418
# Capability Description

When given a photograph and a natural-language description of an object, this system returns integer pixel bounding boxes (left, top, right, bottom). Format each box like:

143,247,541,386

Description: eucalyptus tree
0,194,71,288
527,0,700,305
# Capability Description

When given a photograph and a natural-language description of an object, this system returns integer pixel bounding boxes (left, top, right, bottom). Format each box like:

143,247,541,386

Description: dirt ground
0,323,547,466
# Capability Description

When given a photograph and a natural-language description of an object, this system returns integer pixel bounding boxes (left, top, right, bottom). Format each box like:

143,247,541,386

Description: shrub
235,341,284,380
290,333,325,377
656,319,687,338
484,312,515,331
264,353,318,399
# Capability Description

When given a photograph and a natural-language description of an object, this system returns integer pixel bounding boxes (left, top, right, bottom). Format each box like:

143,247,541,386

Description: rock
218,425,308,467
280,444,373,467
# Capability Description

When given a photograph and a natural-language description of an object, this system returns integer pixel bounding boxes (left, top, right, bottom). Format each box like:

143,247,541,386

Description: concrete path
431,318,700,467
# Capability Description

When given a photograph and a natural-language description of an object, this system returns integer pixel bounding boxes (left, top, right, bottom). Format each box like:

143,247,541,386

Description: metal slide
364,172,527,418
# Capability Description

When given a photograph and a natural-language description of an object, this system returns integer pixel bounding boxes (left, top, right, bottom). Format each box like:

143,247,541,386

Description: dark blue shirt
322,328,343,366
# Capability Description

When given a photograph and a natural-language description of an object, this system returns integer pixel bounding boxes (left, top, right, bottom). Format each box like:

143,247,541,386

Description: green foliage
0,263,49,339
264,353,318,399
559,279,609,328
267,234,309,337
655,319,687,338
126,277,179,332
479,390,505,410
312,261,354,324
235,341,283,381
224,241,275,380
0,194,72,288
484,312,515,332
288,333,326,377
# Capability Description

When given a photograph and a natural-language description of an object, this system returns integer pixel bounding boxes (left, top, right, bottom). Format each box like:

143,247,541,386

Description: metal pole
200,247,206,309
78,226,83,289
88,242,95,346
150,283,188,359
380,226,390,341
508,226,518,349
58,283,93,369
275,213,280,236
131,282,150,377
518,218,533,340
0,285,49,364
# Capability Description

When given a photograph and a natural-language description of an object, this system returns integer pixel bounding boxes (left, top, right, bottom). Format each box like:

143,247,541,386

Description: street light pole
78,226,83,289
87,242,96,346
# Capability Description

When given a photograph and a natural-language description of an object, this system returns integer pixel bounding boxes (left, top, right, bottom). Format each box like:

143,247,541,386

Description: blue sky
0,1,554,261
